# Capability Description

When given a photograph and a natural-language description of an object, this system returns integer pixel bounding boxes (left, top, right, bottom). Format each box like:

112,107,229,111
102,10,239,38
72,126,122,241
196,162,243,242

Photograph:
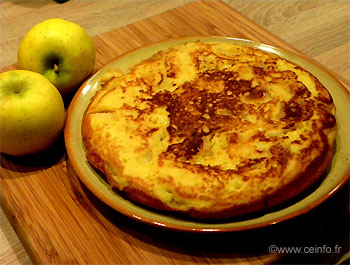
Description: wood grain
0,0,192,68
228,0,350,86
1,0,349,264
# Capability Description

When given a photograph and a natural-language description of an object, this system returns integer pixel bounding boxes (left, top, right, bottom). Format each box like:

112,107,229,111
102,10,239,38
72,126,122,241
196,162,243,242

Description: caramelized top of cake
82,42,336,218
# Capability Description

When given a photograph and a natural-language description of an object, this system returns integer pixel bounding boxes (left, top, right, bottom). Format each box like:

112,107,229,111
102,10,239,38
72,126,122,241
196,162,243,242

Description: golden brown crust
114,141,333,219
82,42,336,219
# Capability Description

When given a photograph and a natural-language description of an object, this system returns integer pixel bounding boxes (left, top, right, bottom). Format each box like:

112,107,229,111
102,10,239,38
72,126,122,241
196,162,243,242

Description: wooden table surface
1,1,349,264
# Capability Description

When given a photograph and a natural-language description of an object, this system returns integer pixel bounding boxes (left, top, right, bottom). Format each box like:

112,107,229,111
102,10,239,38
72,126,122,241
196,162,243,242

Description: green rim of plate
65,36,350,232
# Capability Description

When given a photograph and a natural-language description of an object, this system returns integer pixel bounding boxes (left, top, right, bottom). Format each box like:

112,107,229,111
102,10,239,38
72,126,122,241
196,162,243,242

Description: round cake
82,41,336,219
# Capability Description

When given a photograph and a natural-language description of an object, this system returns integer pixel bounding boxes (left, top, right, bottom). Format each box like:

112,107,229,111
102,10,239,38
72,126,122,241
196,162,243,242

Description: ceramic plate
65,36,350,232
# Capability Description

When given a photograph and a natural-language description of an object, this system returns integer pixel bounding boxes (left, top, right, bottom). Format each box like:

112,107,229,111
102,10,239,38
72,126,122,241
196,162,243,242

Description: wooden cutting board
1,1,349,264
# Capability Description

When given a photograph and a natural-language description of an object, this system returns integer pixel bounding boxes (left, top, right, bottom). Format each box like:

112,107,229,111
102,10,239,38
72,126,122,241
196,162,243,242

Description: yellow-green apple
0,70,65,156
17,18,95,95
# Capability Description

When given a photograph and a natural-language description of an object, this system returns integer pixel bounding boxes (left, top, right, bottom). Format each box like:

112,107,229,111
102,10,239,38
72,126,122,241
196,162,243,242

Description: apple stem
54,64,59,73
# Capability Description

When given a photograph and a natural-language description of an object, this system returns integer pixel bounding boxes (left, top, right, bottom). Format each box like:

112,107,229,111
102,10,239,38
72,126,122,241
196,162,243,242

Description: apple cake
82,41,336,219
